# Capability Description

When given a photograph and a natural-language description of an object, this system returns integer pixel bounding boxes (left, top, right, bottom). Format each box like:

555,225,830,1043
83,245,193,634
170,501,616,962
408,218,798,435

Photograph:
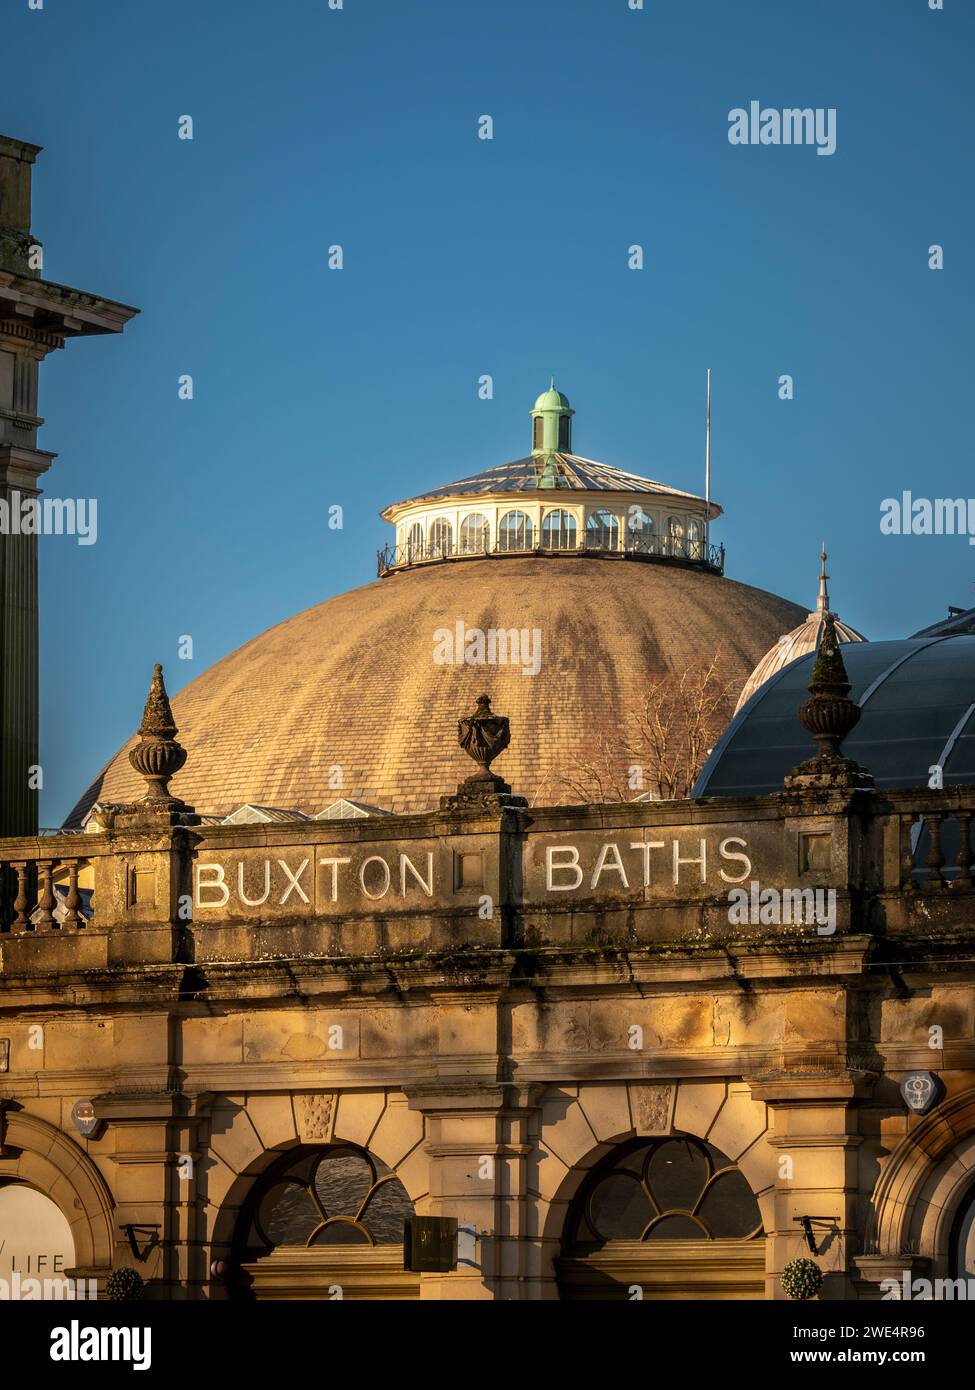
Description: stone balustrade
2,784,975,973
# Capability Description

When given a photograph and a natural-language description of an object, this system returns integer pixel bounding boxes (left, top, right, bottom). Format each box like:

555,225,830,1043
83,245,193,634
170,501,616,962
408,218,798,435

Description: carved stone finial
459,694,511,775
441,695,526,811
785,613,873,791
128,663,188,803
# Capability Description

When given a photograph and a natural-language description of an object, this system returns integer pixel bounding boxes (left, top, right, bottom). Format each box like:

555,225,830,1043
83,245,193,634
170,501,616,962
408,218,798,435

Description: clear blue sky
3,0,972,825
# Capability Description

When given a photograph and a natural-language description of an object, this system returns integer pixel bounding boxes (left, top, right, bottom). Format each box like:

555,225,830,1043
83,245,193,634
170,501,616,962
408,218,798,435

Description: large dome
68,557,804,823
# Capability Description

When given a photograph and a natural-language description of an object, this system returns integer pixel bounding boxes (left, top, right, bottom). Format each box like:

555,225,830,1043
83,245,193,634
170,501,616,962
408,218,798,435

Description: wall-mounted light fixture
121,1225,160,1262
794,1215,838,1256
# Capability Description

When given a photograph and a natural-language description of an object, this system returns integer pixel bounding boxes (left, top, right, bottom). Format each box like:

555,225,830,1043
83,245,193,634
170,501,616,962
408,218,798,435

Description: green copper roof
532,382,571,413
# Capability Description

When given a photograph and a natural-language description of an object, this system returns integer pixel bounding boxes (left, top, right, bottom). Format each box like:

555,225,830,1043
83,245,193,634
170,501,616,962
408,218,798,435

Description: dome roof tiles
68,558,804,825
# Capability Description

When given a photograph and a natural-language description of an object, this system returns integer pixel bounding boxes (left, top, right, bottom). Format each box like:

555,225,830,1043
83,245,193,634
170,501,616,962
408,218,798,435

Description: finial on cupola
816,543,830,615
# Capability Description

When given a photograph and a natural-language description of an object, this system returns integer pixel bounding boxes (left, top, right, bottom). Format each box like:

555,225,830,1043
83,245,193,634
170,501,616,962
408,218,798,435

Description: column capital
748,1070,877,1105
404,1081,545,1115
0,443,56,490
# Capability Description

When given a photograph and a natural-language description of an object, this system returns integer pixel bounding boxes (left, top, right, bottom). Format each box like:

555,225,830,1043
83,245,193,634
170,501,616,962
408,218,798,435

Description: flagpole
705,368,711,558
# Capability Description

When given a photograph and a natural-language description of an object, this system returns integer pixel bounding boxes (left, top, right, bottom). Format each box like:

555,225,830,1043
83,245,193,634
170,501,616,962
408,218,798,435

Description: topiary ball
781,1257,824,1300
105,1267,145,1301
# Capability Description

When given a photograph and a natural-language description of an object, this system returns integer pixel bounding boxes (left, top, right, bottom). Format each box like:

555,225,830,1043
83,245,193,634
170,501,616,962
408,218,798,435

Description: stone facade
3,764,975,1299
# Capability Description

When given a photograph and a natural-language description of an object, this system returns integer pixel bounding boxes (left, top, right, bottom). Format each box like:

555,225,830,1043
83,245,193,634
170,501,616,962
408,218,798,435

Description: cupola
530,378,574,454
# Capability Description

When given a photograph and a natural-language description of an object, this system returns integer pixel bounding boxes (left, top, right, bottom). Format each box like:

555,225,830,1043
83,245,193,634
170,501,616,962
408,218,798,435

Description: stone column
0,138,58,837
0,133,138,837
0,341,57,837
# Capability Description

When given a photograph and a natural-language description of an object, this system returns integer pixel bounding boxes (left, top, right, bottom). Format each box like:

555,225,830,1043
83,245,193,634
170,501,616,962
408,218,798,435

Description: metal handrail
377,537,725,578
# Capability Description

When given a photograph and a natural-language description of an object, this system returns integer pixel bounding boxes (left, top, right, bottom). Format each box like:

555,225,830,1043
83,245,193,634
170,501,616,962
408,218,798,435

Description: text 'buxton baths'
193,837,755,911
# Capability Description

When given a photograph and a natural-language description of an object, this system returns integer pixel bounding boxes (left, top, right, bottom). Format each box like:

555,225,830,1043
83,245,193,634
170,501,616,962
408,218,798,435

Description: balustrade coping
6,784,975,860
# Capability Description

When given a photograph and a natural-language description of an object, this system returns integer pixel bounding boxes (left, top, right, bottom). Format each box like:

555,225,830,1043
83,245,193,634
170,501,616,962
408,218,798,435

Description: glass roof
387,454,708,508
694,635,975,797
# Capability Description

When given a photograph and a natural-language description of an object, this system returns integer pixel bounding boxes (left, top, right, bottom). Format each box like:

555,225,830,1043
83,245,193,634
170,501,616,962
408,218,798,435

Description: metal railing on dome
377,535,726,578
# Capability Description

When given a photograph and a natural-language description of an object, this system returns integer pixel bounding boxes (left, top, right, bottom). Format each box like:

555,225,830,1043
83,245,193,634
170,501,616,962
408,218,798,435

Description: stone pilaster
750,1071,876,1299
94,1090,196,1299
405,1082,542,1300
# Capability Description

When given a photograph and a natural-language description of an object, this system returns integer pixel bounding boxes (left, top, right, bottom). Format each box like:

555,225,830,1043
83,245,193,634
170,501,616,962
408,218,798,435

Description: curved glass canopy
694,635,975,797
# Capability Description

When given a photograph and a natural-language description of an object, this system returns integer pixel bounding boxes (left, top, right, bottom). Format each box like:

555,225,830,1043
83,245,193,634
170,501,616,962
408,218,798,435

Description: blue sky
3,0,972,824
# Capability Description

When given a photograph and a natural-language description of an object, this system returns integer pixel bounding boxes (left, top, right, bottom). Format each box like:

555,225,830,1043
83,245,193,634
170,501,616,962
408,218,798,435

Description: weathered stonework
2,778,975,1299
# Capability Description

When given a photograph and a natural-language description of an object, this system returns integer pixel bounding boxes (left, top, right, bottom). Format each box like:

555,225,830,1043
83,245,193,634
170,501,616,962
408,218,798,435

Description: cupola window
429,517,453,558
558,415,571,451
626,508,655,554
498,510,534,552
542,509,577,551
586,509,620,551
459,513,490,554
533,416,544,451
407,521,424,562
667,515,685,557
687,518,703,560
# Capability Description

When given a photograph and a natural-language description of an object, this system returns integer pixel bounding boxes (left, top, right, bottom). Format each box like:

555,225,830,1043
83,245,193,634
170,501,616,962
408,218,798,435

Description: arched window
541,509,577,551
459,513,490,554
586,509,620,551
241,1144,414,1251
566,1136,762,1248
428,516,453,558
559,1134,764,1300
626,508,656,554
667,515,685,557
687,518,703,560
952,1180,975,1278
407,521,423,562
233,1143,419,1301
498,510,534,552
0,1182,75,1284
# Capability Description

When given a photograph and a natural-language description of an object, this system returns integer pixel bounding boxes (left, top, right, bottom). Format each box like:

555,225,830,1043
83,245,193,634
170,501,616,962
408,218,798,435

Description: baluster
35,860,56,929
12,862,31,930
0,863,8,932
956,813,973,888
900,814,917,890
926,813,946,886
63,859,82,929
